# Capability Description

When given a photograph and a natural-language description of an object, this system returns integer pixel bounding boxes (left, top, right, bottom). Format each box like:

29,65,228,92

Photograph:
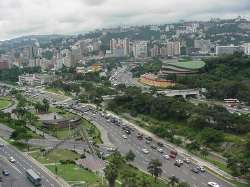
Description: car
197,166,205,172
174,161,182,167
0,143,4,147
150,145,157,149
170,154,176,159
2,170,10,176
176,159,183,165
125,130,131,135
142,149,149,154
183,158,191,164
145,136,152,141
163,154,170,160
122,135,127,139
145,140,151,144
170,150,178,155
191,168,199,174
157,148,164,153
137,133,143,140
157,142,164,147
9,157,16,163
208,182,220,187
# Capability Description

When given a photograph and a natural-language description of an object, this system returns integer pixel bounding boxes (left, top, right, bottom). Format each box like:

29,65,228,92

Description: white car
163,154,170,160
184,158,191,164
157,148,164,153
197,165,205,172
176,159,183,164
9,157,16,163
208,182,220,187
122,135,127,139
142,149,149,154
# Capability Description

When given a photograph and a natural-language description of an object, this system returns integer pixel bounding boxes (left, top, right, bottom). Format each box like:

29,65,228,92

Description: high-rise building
132,41,148,58
160,42,180,57
110,38,130,57
216,45,244,55
194,39,211,54
150,45,159,57
243,43,250,55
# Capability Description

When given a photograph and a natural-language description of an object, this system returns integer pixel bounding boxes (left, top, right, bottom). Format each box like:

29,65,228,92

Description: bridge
157,89,205,99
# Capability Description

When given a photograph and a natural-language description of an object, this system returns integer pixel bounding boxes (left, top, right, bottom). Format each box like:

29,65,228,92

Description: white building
110,38,130,57
243,43,250,55
18,74,54,86
132,41,148,58
216,45,244,55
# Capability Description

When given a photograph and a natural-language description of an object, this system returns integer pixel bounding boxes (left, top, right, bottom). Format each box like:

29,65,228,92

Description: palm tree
168,176,179,187
147,159,162,183
121,168,138,187
104,151,124,187
200,147,209,158
104,163,119,187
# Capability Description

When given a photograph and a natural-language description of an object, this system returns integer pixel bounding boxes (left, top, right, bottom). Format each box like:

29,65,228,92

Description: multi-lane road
71,105,233,187
0,139,65,187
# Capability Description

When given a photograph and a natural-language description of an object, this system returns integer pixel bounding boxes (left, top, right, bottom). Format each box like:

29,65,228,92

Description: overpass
157,89,204,98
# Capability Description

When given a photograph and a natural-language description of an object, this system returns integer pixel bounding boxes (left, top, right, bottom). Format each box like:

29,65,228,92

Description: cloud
0,0,250,40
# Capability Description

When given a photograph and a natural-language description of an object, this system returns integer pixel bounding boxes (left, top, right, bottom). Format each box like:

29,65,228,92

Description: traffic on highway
70,104,232,187
0,139,62,187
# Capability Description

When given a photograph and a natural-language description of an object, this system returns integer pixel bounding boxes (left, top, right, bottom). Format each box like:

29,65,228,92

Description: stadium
160,60,206,76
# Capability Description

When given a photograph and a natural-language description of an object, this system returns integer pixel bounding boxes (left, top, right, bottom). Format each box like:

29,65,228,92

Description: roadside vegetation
107,82,250,179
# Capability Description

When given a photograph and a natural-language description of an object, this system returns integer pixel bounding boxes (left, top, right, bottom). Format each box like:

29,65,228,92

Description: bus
26,169,42,186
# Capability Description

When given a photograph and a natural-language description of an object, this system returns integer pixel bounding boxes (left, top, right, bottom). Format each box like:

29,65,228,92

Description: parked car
191,168,199,174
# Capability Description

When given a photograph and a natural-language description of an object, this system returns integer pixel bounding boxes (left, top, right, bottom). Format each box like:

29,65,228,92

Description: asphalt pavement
0,138,67,187
73,106,234,187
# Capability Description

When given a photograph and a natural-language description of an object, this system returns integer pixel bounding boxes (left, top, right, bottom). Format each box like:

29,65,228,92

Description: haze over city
0,0,250,40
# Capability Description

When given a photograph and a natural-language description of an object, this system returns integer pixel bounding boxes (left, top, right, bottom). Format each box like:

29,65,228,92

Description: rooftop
164,60,206,70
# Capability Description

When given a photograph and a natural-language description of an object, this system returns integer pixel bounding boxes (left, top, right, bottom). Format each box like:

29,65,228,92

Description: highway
0,139,65,187
71,105,233,187
0,157,33,187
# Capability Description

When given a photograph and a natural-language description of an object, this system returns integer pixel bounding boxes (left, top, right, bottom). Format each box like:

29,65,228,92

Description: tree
186,141,200,152
104,151,124,187
200,147,209,158
104,162,119,187
121,168,138,187
168,176,179,187
42,98,50,113
125,150,136,162
137,176,151,187
147,159,162,183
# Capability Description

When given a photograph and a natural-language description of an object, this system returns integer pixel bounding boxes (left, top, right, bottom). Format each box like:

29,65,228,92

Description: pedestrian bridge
157,89,203,98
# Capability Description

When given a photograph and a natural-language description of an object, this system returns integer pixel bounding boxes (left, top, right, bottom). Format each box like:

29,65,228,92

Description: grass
45,87,65,95
0,97,12,110
47,164,101,185
30,149,80,164
46,118,103,144
48,107,75,118
166,60,206,70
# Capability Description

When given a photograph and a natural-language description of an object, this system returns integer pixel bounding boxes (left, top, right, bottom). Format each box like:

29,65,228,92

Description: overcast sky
0,0,250,41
